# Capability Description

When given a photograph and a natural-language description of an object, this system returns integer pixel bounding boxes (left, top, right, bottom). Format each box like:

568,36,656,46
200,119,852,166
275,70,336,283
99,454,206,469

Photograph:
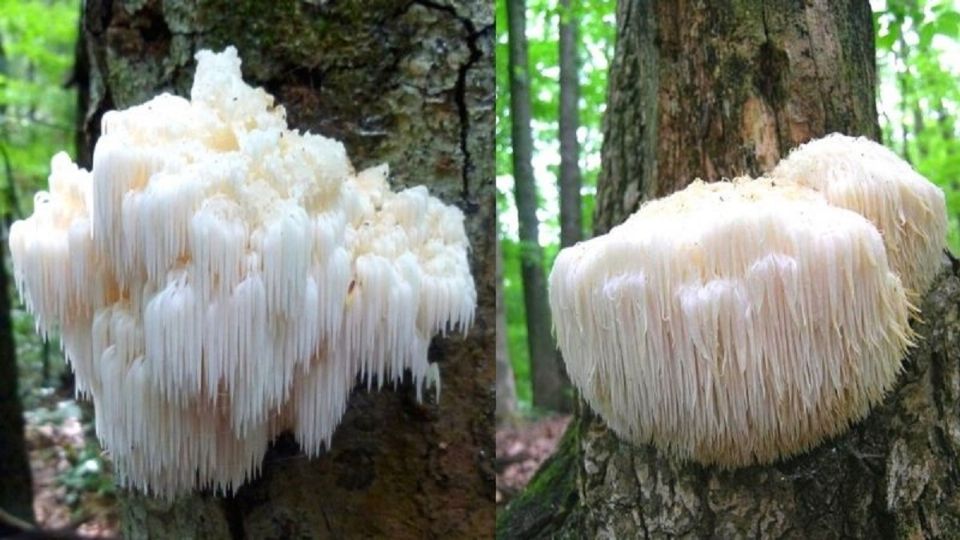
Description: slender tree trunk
507,0,570,413
500,1,960,537
0,33,35,536
77,1,494,537
0,231,35,535
496,235,517,424
897,26,913,164
558,0,582,248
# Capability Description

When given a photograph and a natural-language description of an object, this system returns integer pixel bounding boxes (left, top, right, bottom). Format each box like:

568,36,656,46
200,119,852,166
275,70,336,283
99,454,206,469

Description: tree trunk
0,229,35,534
499,1,960,537
496,235,518,424
0,32,35,536
77,1,494,537
507,0,570,413
558,0,582,248
592,0,879,235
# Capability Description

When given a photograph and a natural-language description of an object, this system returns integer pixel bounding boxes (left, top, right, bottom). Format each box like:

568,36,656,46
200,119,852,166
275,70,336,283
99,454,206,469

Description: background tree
74,1,494,537
876,0,960,250
0,214,34,534
557,0,581,248
499,0,960,536
495,0,615,411
506,0,569,413
0,1,82,532
496,234,518,424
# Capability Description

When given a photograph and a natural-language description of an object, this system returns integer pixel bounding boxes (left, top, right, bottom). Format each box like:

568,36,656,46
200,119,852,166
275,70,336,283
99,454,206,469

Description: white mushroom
550,178,914,467
9,46,476,498
770,133,948,299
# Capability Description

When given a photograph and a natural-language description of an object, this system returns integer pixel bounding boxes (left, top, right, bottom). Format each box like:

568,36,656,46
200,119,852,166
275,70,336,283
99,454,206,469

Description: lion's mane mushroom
550,177,917,467
9,47,476,497
770,133,948,299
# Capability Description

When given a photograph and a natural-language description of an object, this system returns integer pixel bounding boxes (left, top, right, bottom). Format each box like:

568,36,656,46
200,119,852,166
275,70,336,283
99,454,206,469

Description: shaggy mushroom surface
550,139,947,467
10,47,475,497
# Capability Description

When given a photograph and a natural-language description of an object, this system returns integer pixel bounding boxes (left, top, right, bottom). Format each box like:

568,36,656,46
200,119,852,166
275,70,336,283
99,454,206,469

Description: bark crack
320,504,334,535
629,454,651,539
221,494,245,540
454,24,484,198
408,0,488,198
758,0,783,157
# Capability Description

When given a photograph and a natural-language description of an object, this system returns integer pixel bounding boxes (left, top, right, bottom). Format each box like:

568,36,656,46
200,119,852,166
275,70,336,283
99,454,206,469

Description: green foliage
59,443,116,505
0,0,80,217
1,0,79,402
875,0,960,253
25,400,116,508
496,0,615,411
13,306,68,409
500,236,531,405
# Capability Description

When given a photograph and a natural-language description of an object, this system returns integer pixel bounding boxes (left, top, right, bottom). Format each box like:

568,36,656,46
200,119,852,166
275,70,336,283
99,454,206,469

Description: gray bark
558,0,582,248
77,0,495,537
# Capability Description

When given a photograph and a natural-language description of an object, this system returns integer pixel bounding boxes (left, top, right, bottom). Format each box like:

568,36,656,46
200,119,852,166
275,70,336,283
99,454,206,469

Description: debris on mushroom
550,170,932,467
9,46,476,497
770,133,948,299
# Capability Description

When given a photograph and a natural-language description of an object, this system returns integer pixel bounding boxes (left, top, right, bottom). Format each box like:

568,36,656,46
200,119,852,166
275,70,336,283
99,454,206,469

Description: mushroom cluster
549,134,946,467
9,47,476,497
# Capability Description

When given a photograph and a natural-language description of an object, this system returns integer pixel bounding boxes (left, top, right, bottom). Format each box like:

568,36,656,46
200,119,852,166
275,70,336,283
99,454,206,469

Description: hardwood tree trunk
507,0,570,413
558,0,582,248
496,235,518,424
593,0,878,235
0,229,35,534
498,1,960,537
77,1,494,537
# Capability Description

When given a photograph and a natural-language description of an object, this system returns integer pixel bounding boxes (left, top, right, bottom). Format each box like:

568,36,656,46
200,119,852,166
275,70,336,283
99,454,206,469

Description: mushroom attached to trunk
770,134,948,299
9,47,476,497
550,177,918,467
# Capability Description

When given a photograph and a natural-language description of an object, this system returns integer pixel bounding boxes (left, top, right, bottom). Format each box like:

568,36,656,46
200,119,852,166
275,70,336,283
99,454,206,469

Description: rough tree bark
76,1,494,538
498,1,960,537
507,0,570,413
558,0,582,248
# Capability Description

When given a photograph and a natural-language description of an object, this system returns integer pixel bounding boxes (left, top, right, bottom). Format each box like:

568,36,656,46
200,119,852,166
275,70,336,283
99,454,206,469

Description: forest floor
24,397,118,538
496,414,571,507
24,401,570,532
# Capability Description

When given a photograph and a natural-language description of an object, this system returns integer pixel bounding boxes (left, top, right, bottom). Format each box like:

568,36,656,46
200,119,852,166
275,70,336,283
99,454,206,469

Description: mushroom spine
9,47,476,497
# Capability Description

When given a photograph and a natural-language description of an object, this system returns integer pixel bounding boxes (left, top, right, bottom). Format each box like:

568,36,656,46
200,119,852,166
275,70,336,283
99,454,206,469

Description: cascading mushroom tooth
9,46,477,499
549,172,934,468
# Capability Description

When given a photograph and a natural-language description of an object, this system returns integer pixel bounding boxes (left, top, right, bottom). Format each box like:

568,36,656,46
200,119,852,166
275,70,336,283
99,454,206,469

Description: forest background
496,0,960,415
2,0,960,529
